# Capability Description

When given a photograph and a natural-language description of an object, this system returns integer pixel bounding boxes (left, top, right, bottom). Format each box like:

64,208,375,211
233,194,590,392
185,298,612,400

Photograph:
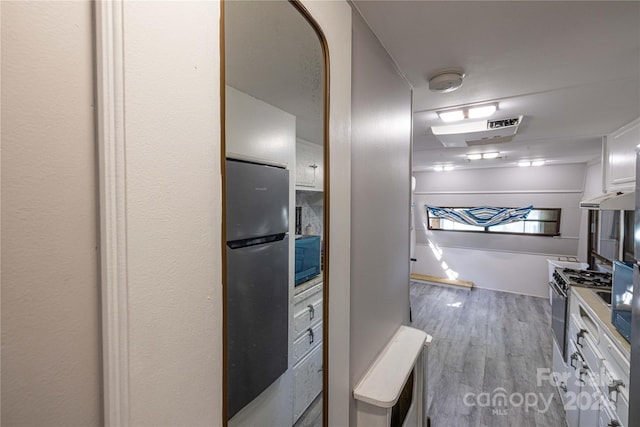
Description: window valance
425,205,534,227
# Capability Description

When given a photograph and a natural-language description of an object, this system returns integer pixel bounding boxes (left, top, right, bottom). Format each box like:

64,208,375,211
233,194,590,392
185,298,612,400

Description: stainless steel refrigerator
225,159,289,419
631,151,640,420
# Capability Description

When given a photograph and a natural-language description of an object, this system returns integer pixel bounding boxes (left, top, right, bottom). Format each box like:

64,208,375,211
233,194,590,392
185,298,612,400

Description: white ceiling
352,1,640,171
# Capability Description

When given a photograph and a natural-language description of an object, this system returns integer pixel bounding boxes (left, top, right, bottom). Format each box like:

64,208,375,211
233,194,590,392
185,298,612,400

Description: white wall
413,164,588,297
1,1,102,425
122,2,222,424
349,8,413,424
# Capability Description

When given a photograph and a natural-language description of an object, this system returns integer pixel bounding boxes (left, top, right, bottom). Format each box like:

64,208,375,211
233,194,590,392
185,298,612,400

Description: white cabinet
291,279,323,423
567,289,629,427
226,86,296,167
296,138,323,191
603,118,640,193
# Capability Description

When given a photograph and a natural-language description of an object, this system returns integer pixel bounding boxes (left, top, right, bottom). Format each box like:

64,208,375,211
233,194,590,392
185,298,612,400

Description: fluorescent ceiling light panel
532,160,546,167
438,110,465,122
443,165,455,171
518,161,531,167
467,153,482,160
433,165,444,172
482,152,500,159
468,104,497,119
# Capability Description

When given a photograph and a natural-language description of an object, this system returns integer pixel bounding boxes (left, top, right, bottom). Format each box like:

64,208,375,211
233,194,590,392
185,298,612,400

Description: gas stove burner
559,268,612,288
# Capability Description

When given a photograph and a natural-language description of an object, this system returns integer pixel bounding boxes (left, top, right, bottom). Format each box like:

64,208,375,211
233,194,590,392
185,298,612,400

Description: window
427,207,561,236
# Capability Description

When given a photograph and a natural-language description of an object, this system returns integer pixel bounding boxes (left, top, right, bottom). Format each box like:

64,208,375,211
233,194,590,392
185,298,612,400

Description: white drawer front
294,299,322,336
600,359,629,427
601,333,630,387
598,399,621,427
569,314,602,374
294,281,322,308
293,344,323,422
293,321,322,365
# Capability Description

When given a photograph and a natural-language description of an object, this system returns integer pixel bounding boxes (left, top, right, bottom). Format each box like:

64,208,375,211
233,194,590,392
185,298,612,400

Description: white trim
415,241,579,257
415,189,583,195
95,1,129,426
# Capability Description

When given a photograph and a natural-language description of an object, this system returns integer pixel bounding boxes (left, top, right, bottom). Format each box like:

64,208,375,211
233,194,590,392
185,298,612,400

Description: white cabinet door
296,138,323,190
603,118,640,193
293,344,322,422
226,86,296,167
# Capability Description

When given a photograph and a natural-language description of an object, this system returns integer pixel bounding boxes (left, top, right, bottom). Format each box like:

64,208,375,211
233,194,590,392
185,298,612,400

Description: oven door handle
549,280,567,298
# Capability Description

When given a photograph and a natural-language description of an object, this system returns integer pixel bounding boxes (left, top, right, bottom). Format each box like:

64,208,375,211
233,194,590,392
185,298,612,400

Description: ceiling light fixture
532,160,546,167
482,152,500,159
433,165,455,172
518,161,531,167
433,165,444,172
443,165,455,171
437,102,499,123
468,104,497,119
467,152,500,161
439,110,465,122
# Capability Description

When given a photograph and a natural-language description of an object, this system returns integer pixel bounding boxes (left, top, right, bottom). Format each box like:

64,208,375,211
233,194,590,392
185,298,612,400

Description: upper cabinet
296,138,323,191
603,118,640,193
226,86,296,167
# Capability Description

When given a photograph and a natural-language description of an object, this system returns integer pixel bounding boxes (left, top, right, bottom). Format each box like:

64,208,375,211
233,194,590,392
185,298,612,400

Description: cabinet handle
309,164,318,169
608,379,625,402
608,421,621,427
559,382,567,393
570,351,580,369
308,328,314,344
308,304,315,321
576,329,587,348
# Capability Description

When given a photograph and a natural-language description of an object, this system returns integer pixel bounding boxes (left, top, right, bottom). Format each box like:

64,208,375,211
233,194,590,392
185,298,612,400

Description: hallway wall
349,8,413,424
1,1,102,425
122,2,222,424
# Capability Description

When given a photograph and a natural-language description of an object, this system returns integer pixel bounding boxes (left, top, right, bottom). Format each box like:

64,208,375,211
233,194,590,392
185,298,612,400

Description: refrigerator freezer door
226,159,289,242
226,236,289,419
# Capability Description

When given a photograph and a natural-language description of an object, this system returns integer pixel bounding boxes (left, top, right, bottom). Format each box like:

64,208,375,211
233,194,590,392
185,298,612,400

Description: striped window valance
425,205,534,227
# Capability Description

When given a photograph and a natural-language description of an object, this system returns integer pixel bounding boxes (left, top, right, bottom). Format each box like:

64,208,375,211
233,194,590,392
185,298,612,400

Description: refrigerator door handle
227,233,287,249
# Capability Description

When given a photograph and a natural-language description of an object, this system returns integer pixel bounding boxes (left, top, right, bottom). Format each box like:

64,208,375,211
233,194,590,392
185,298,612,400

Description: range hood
579,191,635,210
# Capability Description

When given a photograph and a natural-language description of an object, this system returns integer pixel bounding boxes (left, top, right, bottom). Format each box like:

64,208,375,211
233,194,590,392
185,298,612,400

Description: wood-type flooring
410,282,566,427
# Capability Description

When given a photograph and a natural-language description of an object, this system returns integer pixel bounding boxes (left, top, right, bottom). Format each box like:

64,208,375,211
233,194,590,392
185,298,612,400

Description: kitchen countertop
571,286,631,357
294,273,323,295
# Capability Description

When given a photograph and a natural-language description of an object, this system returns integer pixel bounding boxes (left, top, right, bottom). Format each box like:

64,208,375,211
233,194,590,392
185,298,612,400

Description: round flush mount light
428,69,465,93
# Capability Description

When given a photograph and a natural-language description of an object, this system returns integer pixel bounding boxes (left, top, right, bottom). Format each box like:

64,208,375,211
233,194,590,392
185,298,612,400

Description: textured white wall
122,2,222,424
1,1,102,424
